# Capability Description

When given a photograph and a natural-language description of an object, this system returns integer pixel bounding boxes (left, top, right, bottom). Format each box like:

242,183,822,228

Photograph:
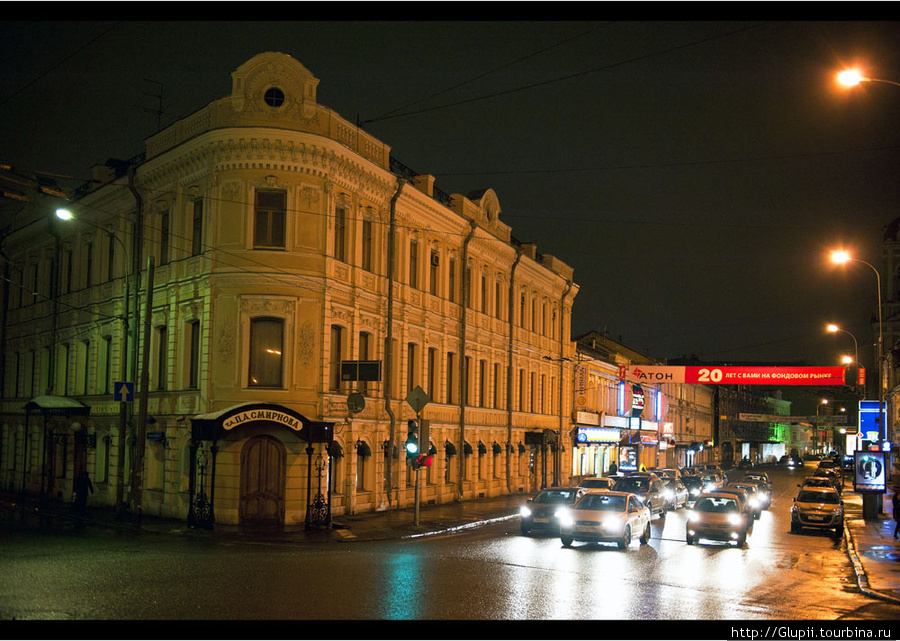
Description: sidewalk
841,488,900,605
2,483,899,606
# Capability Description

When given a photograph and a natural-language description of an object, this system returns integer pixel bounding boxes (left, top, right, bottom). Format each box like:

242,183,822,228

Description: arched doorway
239,435,286,525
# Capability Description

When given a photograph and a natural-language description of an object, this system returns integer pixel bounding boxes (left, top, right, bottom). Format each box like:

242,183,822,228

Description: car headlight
519,506,532,518
556,509,574,527
602,517,624,532
727,513,742,526
749,498,760,508
687,511,700,523
664,490,674,500
690,488,700,496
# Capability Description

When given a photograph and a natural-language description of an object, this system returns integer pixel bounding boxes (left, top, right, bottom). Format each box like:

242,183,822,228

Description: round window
264,87,285,108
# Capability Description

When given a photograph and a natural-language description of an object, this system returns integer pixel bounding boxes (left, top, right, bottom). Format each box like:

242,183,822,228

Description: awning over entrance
190,402,332,443
24,395,90,417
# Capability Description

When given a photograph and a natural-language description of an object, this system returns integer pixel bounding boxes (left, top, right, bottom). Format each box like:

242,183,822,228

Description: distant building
0,52,578,527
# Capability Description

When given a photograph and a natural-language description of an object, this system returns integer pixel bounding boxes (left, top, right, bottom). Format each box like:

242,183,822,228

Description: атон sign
223,408,304,432
623,366,846,386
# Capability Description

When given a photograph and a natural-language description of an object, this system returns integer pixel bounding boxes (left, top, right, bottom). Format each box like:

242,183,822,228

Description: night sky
3,18,900,376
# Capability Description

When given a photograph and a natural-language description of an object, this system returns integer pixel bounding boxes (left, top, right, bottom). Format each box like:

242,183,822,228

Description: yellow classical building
0,52,578,527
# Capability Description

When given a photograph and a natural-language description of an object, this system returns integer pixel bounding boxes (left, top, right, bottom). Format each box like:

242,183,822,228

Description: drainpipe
505,251,523,494
555,280,573,486
383,177,405,507
457,220,477,501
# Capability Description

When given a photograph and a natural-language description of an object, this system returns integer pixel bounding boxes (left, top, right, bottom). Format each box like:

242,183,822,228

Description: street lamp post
826,323,861,396
830,250,885,444
837,69,900,89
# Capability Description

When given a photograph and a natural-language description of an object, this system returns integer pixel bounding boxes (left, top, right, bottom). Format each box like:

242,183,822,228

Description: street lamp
830,250,885,443
836,68,900,89
826,323,860,396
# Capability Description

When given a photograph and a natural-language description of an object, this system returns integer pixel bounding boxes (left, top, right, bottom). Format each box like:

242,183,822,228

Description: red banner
626,365,846,386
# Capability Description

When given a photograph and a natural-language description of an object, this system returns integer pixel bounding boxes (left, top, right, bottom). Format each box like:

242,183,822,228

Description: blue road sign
114,381,134,402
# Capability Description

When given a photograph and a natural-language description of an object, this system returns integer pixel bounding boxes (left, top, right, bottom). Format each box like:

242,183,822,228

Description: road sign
405,385,430,414
624,365,846,386
114,381,134,402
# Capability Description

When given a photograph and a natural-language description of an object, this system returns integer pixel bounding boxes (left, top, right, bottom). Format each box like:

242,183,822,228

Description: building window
155,326,167,390
64,248,73,294
427,348,437,401
406,342,418,393
188,321,200,389
358,331,371,395
158,212,169,266
249,318,284,387
493,362,501,409
429,250,439,295
479,360,486,408
107,233,116,282
409,240,419,289
329,325,343,392
191,199,203,256
254,190,286,249
481,274,487,314
446,352,456,404
361,219,373,272
333,204,347,261
448,258,457,303
495,281,502,320
103,336,112,395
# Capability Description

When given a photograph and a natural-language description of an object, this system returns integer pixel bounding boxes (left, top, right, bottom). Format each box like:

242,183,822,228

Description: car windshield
798,491,839,504
731,484,755,493
576,494,626,512
682,476,702,487
532,490,575,503
694,497,739,513
581,479,610,488
804,478,830,486
616,478,649,492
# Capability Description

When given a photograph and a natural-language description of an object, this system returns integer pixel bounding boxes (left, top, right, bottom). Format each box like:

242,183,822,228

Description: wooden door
239,435,286,525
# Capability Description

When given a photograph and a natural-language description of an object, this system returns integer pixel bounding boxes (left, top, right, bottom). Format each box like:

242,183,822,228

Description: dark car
520,487,585,535
613,473,668,517
682,475,705,503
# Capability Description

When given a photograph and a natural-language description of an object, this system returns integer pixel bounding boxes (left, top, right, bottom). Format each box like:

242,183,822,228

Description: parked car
799,475,841,495
815,460,843,483
790,487,844,537
812,469,843,493
578,477,616,491
686,492,750,547
558,490,652,549
841,455,854,473
613,473,669,517
519,486,585,535
726,482,763,519
663,477,689,510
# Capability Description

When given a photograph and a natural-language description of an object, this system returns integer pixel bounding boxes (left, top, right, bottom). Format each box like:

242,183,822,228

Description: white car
558,490,652,549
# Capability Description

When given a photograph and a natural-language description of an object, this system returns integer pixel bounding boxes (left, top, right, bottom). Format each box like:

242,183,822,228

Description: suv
790,486,844,537
613,473,668,517
816,459,843,483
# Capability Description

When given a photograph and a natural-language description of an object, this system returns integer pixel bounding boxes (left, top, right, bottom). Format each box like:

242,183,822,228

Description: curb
844,517,900,605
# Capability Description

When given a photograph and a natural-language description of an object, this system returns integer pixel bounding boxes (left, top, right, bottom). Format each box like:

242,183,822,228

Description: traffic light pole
414,411,421,526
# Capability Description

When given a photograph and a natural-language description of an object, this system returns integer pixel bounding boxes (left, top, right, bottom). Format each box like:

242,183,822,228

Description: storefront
573,420,620,477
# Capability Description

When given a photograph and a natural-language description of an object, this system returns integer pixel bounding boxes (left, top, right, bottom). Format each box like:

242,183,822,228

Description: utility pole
132,256,154,526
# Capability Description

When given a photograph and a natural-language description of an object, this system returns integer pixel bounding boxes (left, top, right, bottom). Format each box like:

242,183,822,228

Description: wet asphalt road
1,466,899,628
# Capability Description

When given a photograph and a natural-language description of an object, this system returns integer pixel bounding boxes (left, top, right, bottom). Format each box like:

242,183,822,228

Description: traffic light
405,420,419,462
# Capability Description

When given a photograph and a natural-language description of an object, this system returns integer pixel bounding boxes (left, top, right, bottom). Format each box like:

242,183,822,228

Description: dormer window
264,86,285,107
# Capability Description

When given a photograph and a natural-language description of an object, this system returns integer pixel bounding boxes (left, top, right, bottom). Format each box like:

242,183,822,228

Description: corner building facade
0,52,578,526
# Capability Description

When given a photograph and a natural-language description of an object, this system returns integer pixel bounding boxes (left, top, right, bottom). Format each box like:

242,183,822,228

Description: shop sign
622,365,846,386
575,411,600,426
576,426,620,444
223,409,304,432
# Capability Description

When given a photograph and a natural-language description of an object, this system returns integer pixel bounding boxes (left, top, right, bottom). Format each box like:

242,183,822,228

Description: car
787,456,804,468
738,457,755,469
798,475,841,495
811,469,842,493
558,490,652,549
790,487,844,537
654,468,682,481
686,492,750,547
841,455,854,473
519,486,585,535
578,477,616,491
681,466,701,477
708,487,755,525
700,472,724,493
744,472,773,500
663,477,689,510
816,460,843,483
726,482,763,519
681,474,705,503
612,473,668,517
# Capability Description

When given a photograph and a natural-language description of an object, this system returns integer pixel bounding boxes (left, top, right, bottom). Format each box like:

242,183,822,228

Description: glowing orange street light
836,68,900,88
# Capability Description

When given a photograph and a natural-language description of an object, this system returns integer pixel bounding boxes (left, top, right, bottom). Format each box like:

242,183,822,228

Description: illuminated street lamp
830,250,885,442
837,68,900,88
826,323,860,395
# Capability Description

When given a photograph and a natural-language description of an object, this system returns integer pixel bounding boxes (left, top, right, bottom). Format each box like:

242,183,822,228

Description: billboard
853,450,887,493
624,365,846,386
